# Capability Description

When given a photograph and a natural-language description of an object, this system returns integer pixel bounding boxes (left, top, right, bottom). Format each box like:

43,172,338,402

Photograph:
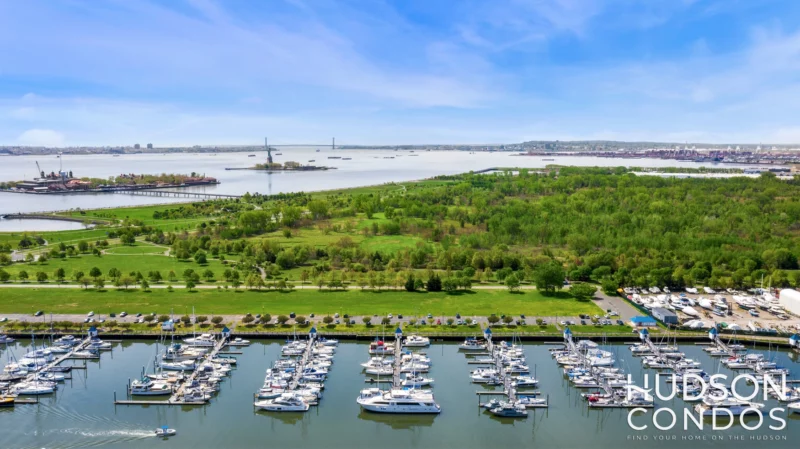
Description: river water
0,150,753,217
1,339,798,449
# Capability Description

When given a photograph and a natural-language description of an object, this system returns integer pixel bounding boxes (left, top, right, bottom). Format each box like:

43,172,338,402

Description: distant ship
275,153,282,156
316,149,321,152
248,154,256,157
308,160,315,162
328,156,341,159
342,157,352,160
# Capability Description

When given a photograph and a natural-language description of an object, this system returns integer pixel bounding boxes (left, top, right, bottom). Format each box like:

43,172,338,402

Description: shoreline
1,329,797,348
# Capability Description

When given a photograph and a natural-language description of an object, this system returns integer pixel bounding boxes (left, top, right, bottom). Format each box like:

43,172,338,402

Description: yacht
184,334,217,347
130,377,172,396
511,376,539,387
254,393,310,412
459,337,487,351
368,341,395,355
34,372,65,382
356,388,441,414
0,335,16,344
403,335,430,347
471,369,501,384
788,402,800,415
161,360,197,371
71,349,100,359
228,338,250,347
489,401,527,417
694,397,764,417
318,337,338,346
401,374,434,388
155,427,177,437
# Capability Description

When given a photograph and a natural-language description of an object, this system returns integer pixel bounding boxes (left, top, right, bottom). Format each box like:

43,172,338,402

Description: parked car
471,319,478,325
34,311,43,317
617,320,625,325
120,312,127,317
427,313,433,319
581,320,587,325
334,313,340,318
135,313,142,318
289,312,296,319
309,313,315,318
87,311,94,317
420,320,427,325
335,319,340,325
397,314,403,319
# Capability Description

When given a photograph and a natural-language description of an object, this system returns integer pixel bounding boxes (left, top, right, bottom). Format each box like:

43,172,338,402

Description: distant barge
224,166,335,171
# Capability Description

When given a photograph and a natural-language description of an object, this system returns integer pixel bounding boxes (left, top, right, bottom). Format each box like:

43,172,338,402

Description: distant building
629,316,657,327
652,307,678,325
134,143,140,149
146,143,153,149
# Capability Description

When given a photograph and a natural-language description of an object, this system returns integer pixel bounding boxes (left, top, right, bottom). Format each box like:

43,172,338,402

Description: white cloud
17,129,65,146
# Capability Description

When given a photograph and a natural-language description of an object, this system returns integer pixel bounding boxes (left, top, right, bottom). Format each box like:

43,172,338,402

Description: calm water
0,151,754,216
1,339,799,449
0,218,93,232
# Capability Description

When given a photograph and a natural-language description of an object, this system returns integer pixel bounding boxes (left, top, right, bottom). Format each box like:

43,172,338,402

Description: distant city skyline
2,0,800,146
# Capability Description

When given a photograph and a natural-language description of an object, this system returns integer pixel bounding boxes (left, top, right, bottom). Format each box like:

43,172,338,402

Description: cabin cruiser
511,376,539,387
161,360,196,371
34,372,65,382
357,388,441,414
183,334,217,347
48,345,72,354
470,368,501,384
403,335,430,348
86,340,113,351
400,362,430,373
368,341,395,355
71,349,100,359
227,337,250,347
0,335,15,344
401,374,434,387
162,344,206,361
517,395,547,407
365,366,394,376
255,393,310,412
694,397,764,417
488,401,527,417
130,377,172,396
459,337,487,351
155,427,176,437
317,337,338,346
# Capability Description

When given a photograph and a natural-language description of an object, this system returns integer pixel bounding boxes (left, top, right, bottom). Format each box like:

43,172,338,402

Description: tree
194,250,207,264
300,270,309,285
295,315,307,325
118,276,134,289
36,271,48,283
404,274,416,292
446,318,455,326
487,315,500,325
211,316,224,325
94,277,105,290
158,314,170,323
18,270,29,282
242,315,255,324
362,316,372,326
601,279,618,296
108,268,121,280
381,317,391,325
90,267,102,279
502,273,519,292
25,253,34,263
73,270,85,282
426,273,442,292
54,268,66,282
323,315,334,325
78,241,89,253
143,314,155,323
186,280,196,291
202,269,214,281
181,315,191,325
0,269,9,283
277,315,289,325
502,315,514,325
168,270,177,282
260,314,272,325
533,262,564,293
570,283,597,301
79,276,91,289
196,315,208,324
140,279,150,292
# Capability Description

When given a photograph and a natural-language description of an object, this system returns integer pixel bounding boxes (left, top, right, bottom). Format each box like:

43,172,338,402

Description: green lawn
1,253,227,280
103,244,168,255
0,288,603,317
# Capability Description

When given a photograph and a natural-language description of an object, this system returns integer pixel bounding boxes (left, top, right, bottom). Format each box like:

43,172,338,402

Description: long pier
120,189,240,199
169,336,229,403
391,335,402,387
24,336,92,384
288,334,317,390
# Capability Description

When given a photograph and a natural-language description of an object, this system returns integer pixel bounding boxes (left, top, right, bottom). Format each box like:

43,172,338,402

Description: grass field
1,252,227,280
0,288,603,317
103,243,168,255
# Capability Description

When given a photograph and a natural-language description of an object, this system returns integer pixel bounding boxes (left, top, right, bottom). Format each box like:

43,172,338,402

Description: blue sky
2,0,800,146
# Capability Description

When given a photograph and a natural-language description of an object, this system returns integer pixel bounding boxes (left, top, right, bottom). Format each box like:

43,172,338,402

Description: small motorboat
788,402,800,414
155,426,177,437
489,402,527,417
0,396,15,407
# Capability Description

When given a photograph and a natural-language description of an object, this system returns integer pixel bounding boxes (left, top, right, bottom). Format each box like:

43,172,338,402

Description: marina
2,337,800,447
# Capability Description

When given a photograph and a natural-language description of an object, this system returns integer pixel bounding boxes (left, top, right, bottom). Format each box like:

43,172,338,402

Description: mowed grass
0,288,603,317
103,244,168,255
360,235,424,253
1,253,226,279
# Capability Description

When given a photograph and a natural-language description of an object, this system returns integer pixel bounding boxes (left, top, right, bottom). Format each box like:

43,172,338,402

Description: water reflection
356,410,437,429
